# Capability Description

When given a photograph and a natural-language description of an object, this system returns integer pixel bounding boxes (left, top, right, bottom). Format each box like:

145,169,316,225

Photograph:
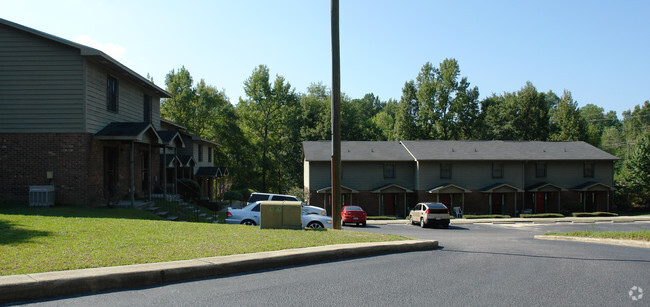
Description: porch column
163,147,167,200
130,141,135,207
583,192,586,212
514,192,518,217
558,192,561,214
607,191,610,212
173,159,178,195
462,193,465,216
489,193,492,215
148,144,152,201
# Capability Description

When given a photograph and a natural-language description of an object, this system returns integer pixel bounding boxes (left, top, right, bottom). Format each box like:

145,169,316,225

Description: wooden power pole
331,0,342,229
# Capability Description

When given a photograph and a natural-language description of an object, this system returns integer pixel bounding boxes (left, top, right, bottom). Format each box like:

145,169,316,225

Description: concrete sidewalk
367,215,650,225
0,240,437,304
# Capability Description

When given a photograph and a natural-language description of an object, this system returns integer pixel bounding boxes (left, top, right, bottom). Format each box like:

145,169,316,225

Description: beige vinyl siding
418,161,524,190
526,161,614,188
0,24,84,132
85,61,159,133
342,161,414,190
303,160,310,190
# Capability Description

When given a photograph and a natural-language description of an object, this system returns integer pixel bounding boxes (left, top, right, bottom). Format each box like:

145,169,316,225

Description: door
384,194,395,216
492,193,502,215
536,193,545,213
440,194,451,206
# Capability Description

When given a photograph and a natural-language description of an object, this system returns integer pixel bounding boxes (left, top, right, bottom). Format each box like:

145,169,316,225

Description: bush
285,187,304,200
463,215,510,219
520,213,565,218
237,188,255,202
572,212,619,217
177,179,200,201
367,216,397,220
223,190,243,201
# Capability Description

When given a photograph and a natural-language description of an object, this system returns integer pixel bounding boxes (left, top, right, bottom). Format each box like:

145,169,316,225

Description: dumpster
260,201,302,229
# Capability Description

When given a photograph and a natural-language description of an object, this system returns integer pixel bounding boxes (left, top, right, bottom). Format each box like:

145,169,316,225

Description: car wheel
307,221,324,229
409,215,414,225
241,219,256,226
361,221,366,227
420,218,426,228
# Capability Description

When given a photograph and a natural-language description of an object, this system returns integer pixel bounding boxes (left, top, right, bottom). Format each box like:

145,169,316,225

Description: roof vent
564,148,567,152
347,149,350,152
452,148,455,152
371,148,374,152
475,148,477,152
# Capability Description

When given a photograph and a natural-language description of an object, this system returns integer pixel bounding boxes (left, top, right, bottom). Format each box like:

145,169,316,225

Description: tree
624,136,650,208
238,65,299,192
300,83,331,141
549,90,585,141
482,82,550,141
395,80,421,140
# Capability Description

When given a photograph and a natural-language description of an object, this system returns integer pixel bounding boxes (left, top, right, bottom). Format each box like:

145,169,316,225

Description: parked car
341,205,367,227
226,201,261,226
302,209,333,229
409,202,450,228
247,192,327,216
226,201,332,229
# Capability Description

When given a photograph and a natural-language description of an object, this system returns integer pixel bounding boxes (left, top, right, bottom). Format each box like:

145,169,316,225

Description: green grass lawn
0,206,408,276
545,229,650,241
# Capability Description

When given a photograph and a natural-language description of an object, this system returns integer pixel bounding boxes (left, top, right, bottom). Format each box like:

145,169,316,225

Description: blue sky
2,0,648,116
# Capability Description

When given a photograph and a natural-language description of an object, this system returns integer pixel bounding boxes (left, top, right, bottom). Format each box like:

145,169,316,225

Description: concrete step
156,211,169,217
146,207,159,212
167,216,179,221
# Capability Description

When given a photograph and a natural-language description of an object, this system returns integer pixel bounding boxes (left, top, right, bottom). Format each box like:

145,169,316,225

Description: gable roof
95,122,162,144
400,140,618,161
0,18,170,98
303,141,414,162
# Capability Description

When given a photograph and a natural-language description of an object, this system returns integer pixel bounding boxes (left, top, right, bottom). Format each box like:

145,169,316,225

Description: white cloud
73,34,126,61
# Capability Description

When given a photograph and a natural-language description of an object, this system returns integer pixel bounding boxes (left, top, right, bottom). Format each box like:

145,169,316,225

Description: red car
341,205,367,227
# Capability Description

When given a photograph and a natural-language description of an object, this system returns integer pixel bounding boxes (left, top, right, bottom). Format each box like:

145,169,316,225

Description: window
383,163,395,178
107,75,119,112
492,162,503,179
208,147,212,163
584,162,595,178
197,144,203,162
143,94,152,123
536,162,547,178
440,163,452,179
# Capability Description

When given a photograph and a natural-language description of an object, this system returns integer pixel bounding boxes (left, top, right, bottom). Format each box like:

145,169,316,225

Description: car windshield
345,206,363,211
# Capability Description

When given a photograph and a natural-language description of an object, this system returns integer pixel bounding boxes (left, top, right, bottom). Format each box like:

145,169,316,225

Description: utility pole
331,0,342,229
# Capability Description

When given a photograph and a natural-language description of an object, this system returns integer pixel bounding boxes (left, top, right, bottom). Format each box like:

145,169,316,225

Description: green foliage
285,187,304,200
0,208,406,275
483,82,550,140
545,229,650,241
223,190,243,201
367,216,397,220
520,213,565,218
177,178,200,201
571,212,619,217
463,215,511,219
549,90,586,141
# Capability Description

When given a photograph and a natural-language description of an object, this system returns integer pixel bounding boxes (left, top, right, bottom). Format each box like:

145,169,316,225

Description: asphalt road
16,221,650,306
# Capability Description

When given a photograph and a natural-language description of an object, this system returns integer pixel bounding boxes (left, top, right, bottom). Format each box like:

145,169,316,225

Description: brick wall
0,133,161,206
0,133,93,205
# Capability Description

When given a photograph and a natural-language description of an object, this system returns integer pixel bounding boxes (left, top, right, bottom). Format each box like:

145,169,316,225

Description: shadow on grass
0,219,53,245
0,205,162,221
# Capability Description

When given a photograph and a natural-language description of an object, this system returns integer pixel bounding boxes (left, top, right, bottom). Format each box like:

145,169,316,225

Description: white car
247,192,327,216
226,201,332,229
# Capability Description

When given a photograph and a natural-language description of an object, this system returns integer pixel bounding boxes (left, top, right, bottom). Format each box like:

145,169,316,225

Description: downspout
163,146,167,200
148,143,152,202
400,141,419,202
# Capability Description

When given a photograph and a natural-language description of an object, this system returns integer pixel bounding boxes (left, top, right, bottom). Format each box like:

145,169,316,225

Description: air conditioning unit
29,185,55,207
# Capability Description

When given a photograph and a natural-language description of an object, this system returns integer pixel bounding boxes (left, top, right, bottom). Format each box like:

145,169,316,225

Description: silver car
226,201,332,229
409,202,450,228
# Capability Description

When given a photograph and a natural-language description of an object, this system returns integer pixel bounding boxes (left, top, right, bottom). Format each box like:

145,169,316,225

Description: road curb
0,240,437,303
534,235,650,249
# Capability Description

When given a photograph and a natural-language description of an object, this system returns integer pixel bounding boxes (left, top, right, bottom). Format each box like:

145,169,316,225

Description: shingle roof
304,140,618,162
302,141,414,161
95,122,162,144
400,140,618,161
